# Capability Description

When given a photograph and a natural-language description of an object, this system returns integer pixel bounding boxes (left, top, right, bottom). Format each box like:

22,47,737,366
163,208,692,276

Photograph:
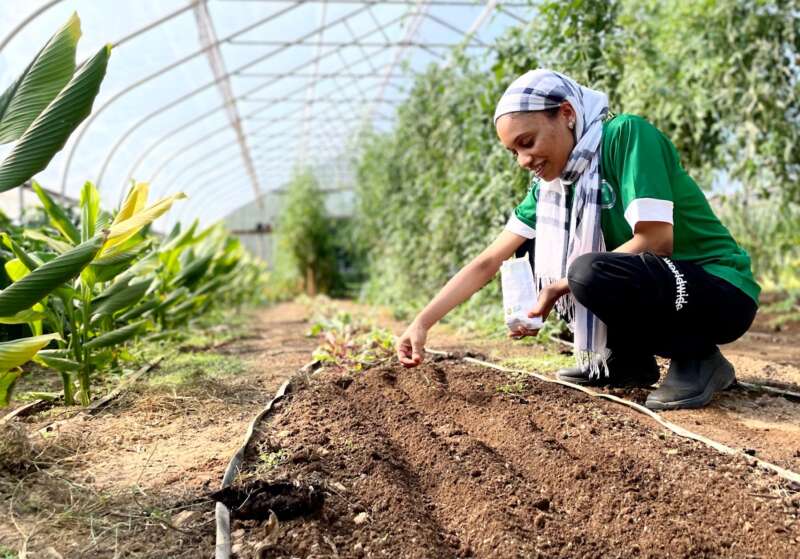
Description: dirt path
0,303,315,559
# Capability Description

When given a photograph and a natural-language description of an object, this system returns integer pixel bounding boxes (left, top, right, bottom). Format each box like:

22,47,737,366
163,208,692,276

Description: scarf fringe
575,348,611,379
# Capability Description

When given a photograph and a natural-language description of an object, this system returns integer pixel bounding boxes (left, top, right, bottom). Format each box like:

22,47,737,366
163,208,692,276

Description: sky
0,0,533,229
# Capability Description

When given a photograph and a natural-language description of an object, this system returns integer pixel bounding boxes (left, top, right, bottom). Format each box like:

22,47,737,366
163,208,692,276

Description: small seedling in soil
308,311,394,372
258,449,287,470
496,380,526,394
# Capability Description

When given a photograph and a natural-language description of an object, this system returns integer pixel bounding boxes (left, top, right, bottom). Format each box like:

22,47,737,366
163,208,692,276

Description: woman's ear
560,102,576,131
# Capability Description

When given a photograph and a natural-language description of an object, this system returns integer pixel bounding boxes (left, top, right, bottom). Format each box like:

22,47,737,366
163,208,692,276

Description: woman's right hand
396,321,428,368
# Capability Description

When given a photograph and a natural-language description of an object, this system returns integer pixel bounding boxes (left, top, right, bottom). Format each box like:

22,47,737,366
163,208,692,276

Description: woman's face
495,103,576,181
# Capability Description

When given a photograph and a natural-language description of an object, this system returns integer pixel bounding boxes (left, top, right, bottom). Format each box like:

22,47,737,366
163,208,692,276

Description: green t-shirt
504,113,761,304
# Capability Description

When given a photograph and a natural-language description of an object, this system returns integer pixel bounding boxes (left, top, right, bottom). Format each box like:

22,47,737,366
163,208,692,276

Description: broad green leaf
34,353,79,372
0,14,80,143
160,219,198,253
0,307,46,324
0,370,21,406
24,228,72,254
0,234,105,316
84,319,148,350
31,181,80,244
92,278,151,319
85,246,148,284
5,258,29,282
156,286,189,311
1,232,43,271
116,298,159,322
0,333,60,370
103,192,187,253
81,180,100,241
36,348,71,358
0,44,111,192
173,253,213,288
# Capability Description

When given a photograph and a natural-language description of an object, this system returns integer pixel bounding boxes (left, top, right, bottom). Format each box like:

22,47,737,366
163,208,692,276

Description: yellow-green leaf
4,258,29,282
23,228,73,253
113,182,149,226
31,181,80,244
0,333,60,371
103,192,186,254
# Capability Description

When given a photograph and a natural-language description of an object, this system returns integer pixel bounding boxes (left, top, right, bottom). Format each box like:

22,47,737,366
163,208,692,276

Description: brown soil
0,303,317,559
2,298,800,558
234,357,800,558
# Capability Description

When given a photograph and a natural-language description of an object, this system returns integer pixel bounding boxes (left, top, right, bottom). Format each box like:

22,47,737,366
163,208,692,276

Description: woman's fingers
397,338,424,367
507,326,539,339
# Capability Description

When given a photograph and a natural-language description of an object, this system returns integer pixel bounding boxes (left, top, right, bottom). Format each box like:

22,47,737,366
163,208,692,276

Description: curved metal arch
135,28,406,201
145,116,303,200
162,133,302,202
0,0,64,53
192,0,261,206
161,117,348,217
122,15,405,202
95,1,378,195
59,0,306,195
170,144,350,229
169,167,269,230
151,107,355,203
175,163,348,233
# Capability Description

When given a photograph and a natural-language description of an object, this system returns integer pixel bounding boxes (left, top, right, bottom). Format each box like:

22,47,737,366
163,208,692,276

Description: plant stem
61,372,75,406
77,282,92,406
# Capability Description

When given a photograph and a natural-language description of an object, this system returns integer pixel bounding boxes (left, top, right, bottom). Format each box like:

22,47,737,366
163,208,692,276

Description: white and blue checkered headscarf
495,69,610,376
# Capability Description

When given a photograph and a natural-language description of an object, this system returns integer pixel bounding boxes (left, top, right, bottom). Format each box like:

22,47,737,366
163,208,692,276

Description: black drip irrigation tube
425,348,800,486
214,348,800,556
214,359,319,559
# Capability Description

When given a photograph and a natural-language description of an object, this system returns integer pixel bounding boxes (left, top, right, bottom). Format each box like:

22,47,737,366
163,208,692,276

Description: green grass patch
0,546,17,559
148,352,246,388
499,353,574,374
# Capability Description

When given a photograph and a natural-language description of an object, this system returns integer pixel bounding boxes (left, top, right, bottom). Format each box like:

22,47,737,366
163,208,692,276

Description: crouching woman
395,69,759,411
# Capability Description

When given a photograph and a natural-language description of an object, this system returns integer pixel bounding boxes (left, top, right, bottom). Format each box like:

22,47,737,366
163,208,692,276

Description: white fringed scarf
495,69,610,376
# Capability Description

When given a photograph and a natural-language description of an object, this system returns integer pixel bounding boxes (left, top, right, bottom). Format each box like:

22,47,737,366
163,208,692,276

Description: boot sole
556,371,659,388
645,362,735,411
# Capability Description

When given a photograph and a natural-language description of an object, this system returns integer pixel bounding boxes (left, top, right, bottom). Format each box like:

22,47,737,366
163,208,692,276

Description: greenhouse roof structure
0,0,533,230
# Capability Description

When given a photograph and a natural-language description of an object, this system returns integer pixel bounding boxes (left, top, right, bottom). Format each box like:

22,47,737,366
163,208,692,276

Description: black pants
564,252,757,360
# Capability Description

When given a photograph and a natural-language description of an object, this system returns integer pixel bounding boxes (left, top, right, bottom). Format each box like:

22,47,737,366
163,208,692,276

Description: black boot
645,348,735,410
556,353,660,387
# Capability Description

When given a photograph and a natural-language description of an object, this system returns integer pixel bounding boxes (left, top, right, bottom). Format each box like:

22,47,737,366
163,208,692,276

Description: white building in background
221,188,355,267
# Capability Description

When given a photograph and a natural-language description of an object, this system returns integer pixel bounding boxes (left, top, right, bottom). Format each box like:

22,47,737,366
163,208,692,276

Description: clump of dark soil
233,356,800,558
211,479,324,520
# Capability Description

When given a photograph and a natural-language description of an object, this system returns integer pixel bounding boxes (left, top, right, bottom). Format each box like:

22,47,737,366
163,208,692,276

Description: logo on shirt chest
600,179,616,210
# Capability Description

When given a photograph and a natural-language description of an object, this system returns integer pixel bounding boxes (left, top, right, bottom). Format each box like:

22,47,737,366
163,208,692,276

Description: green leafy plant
274,168,341,296
0,12,269,409
350,0,800,323
0,13,111,192
309,311,394,371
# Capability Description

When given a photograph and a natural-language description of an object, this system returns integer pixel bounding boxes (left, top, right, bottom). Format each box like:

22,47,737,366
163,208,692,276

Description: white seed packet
501,254,543,332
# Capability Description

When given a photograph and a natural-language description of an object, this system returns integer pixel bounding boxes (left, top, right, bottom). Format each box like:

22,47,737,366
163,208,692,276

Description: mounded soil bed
235,355,800,558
